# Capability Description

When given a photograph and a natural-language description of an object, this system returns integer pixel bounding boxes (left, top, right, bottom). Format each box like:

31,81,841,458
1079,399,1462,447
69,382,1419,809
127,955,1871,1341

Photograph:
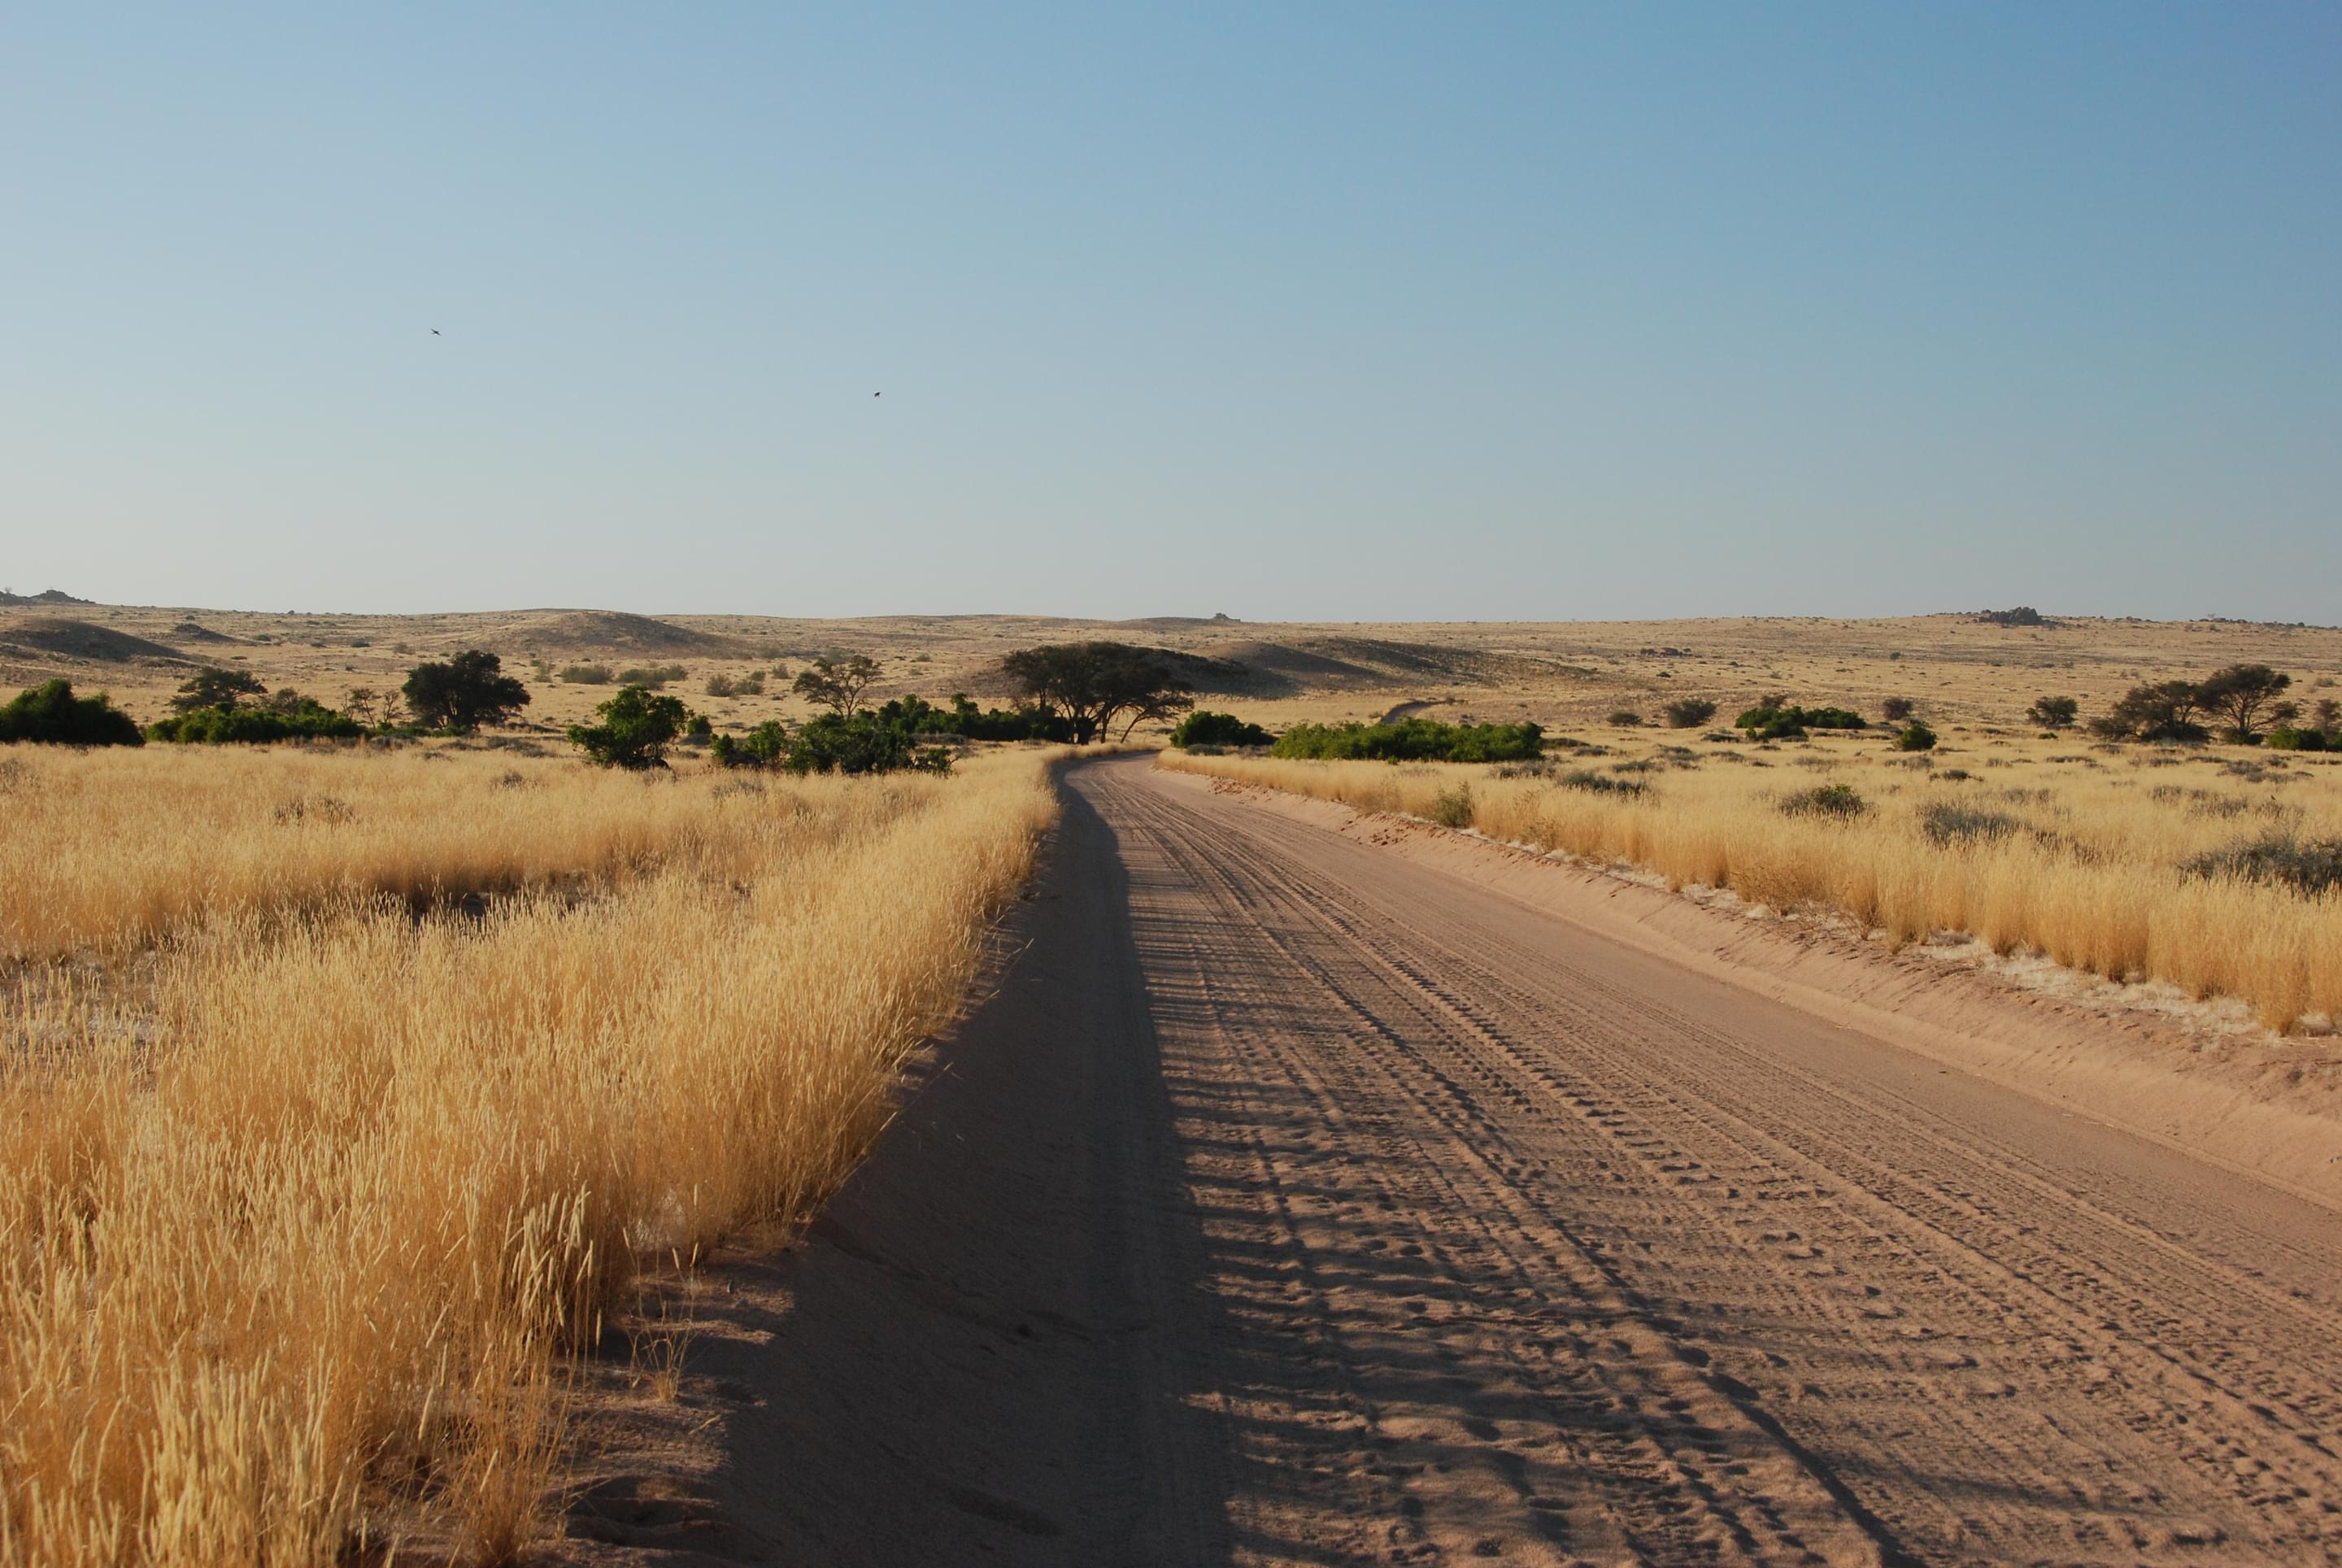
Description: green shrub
1170,710,1273,748
1735,703,1865,740
1270,717,1542,763
1894,722,1939,751
618,664,688,690
930,694,1072,743
559,664,614,685
2266,726,2328,751
1780,782,1865,819
709,721,788,769
567,686,690,769
1661,698,1717,729
149,700,361,744
786,712,949,776
0,681,145,746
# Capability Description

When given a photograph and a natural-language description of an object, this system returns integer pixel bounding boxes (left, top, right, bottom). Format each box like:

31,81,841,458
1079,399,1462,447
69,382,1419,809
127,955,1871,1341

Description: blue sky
4,4,2335,621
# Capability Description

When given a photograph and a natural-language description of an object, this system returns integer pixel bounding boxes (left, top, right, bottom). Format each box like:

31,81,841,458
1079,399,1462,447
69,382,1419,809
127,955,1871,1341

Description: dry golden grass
1162,731,2342,1033
0,744,799,960
0,746,1058,1563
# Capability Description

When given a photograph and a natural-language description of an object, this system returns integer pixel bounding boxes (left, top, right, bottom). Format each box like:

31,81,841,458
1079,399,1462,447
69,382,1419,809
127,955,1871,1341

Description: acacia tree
792,654,881,716
403,649,530,732
2027,695,2079,729
2196,664,2292,742
169,667,266,712
2088,680,2209,743
1000,641,1195,743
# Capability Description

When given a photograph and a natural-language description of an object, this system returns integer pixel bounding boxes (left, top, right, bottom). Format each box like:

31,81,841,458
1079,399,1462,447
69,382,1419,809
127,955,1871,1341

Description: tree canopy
792,654,881,716
403,650,530,733
169,667,266,713
999,641,1194,743
2197,664,2292,742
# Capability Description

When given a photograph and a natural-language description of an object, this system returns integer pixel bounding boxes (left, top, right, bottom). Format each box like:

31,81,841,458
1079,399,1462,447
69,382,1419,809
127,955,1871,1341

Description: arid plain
4,598,2341,1566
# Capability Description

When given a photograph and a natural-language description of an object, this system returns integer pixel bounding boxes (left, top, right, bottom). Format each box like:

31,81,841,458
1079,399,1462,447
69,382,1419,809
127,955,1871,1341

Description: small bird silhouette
873,391,880,397
432,329,441,336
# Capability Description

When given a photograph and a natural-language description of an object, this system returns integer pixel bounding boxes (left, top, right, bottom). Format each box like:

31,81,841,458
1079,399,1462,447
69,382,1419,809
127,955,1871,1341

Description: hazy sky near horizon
5,4,2336,623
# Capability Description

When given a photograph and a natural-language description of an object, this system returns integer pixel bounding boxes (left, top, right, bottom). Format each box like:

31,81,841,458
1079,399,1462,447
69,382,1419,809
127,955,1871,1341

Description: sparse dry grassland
1162,733,2342,1033
4,601,2340,1560
0,744,1056,1563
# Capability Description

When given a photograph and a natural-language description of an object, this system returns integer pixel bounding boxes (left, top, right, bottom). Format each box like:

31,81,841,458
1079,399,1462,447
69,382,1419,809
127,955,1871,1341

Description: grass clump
1919,800,2021,847
2183,834,2342,899
1429,784,1474,828
1558,769,1648,799
1779,782,1866,820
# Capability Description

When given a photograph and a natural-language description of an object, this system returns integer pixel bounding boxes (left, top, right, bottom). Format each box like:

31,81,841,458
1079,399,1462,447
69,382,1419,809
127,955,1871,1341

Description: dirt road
590,757,2342,1566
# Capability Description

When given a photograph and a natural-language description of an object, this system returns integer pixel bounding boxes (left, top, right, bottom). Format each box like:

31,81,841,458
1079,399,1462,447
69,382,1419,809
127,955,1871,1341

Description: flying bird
432,329,441,336
873,391,881,397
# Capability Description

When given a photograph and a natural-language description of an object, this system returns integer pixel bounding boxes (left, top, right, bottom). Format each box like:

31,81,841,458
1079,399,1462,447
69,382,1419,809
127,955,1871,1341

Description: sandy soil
555,756,2342,1566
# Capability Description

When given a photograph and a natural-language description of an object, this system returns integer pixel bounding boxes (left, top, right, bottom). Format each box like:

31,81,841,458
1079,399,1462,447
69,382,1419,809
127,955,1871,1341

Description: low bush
1661,698,1717,729
559,664,614,685
709,721,788,769
1894,722,1939,752
1780,782,1865,820
1429,785,1474,828
1171,710,1273,748
931,694,1073,743
2183,834,2342,899
2266,726,2329,751
785,712,952,776
0,680,145,746
1735,703,1865,740
149,699,362,744
1882,696,1915,722
618,664,688,690
1270,716,1543,763
1607,710,1643,727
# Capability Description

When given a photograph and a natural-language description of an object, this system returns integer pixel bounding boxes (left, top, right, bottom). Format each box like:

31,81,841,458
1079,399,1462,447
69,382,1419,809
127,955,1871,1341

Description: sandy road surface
581,757,2342,1566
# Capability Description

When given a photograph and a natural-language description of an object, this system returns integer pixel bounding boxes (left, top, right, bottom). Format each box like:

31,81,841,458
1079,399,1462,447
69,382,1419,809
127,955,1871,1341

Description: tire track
1075,760,2342,1566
